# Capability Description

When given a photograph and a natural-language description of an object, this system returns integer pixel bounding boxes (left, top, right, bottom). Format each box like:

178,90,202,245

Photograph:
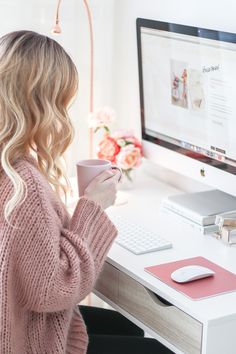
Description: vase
115,170,136,206
118,169,136,191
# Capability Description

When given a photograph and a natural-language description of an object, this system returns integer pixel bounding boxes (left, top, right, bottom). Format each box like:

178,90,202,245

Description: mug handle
111,165,122,182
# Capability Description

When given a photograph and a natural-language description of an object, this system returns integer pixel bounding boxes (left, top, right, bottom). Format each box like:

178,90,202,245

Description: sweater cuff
70,197,117,266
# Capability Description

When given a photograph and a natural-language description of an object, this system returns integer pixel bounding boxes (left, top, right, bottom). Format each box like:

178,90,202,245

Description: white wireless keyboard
111,215,172,255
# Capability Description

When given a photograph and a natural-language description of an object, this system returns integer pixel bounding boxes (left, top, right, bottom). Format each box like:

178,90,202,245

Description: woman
0,31,172,354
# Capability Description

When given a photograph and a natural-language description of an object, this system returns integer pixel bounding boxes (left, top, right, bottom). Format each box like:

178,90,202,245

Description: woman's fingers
93,169,120,184
91,170,114,183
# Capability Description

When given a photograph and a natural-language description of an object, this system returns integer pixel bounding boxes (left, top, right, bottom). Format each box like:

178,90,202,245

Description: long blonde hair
0,30,78,221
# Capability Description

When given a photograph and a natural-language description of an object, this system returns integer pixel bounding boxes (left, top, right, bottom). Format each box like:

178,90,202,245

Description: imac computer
136,19,236,198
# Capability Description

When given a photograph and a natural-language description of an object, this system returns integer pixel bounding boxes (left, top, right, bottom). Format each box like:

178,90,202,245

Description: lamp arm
52,0,94,157
83,0,94,158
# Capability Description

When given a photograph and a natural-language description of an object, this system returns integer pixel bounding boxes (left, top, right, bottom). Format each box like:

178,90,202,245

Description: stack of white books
161,190,236,235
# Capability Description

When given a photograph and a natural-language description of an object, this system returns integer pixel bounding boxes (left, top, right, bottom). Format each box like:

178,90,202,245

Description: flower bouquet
89,107,143,181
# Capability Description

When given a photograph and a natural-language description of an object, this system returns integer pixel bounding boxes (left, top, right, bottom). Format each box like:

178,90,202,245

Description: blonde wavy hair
0,30,78,221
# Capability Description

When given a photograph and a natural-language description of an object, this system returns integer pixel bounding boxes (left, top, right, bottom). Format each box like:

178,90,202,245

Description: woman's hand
84,169,120,209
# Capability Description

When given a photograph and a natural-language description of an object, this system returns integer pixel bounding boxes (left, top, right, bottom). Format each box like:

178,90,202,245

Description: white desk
91,169,236,354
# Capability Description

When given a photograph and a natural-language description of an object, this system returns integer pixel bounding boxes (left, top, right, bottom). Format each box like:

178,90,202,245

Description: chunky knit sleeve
4,163,117,313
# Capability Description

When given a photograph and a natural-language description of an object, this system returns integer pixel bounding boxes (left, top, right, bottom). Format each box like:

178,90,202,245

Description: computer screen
137,19,236,195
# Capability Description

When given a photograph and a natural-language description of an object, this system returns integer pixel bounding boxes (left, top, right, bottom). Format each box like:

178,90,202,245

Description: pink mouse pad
145,256,236,300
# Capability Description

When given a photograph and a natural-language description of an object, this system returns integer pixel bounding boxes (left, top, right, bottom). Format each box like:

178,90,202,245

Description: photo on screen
170,59,188,109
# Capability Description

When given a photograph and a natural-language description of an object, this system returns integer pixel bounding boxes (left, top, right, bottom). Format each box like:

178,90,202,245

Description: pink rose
112,130,142,149
112,129,135,140
88,106,116,129
116,144,142,170
125,137,142,148
97,136,120,162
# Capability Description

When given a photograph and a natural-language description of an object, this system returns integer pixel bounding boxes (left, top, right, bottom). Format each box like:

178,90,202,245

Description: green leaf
94,126,110,134
123,169,133,181
104,126,110,134
94,127,100,134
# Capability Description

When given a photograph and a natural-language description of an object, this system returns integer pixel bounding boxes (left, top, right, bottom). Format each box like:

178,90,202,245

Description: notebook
145,256,236,300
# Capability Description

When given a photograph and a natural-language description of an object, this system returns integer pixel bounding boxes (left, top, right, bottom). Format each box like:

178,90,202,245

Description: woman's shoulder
1,155,68,225
0,154,40,195
14,154,56,199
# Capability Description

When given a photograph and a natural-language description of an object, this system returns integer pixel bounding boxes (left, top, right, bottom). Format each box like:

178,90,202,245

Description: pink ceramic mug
76,159,122,196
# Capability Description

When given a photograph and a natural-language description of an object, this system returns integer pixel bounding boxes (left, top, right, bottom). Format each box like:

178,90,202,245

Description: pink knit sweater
0,155,117,354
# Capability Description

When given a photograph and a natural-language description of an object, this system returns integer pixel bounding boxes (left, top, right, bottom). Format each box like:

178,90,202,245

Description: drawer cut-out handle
145,288,173,307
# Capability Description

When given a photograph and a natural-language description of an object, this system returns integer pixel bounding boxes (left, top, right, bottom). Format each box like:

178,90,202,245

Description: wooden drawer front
95,263,119,303
118,272,202,354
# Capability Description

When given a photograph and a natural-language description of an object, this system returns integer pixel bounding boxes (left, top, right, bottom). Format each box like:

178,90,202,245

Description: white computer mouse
171,265,215,283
